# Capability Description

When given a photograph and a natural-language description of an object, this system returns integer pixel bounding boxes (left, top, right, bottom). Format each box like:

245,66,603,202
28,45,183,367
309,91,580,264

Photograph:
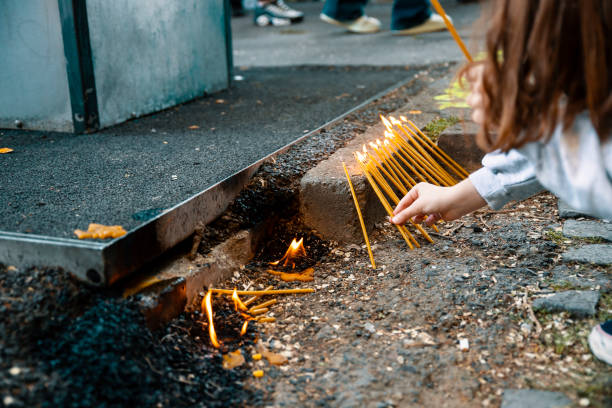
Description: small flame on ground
202,290,220,348
270,237,307,269
240,320,249,336
232,288,248,312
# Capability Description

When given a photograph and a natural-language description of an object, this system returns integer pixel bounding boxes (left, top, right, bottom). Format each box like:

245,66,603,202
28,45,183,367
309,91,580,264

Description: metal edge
0,231,107,284
0,73,417,285
57,0,99,134
223,0,234,86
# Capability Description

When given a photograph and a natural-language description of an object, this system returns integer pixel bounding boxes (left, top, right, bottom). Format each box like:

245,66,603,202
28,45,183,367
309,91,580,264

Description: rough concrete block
501,389,571,408
563,244,612,266
532,290,600,317
129,226,268,312
563,219,612,242
300,127,387,244
436,122,484,173
300,72,481,244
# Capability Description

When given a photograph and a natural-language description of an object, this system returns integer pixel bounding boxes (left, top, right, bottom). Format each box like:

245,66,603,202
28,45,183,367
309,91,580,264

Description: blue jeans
322,0,432,30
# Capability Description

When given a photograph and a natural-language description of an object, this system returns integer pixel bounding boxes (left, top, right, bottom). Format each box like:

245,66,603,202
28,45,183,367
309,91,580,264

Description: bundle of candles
343,115,469,268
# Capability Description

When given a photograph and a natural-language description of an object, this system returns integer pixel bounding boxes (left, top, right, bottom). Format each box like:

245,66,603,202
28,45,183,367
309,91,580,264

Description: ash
0,267,261,407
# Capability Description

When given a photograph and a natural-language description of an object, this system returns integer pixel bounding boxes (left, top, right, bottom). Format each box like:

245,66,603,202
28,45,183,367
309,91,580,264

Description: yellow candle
356,156,416,249
243,285,273,307
342,162,376,269
430,0,473,62
212,288,315,296
405,119,470,179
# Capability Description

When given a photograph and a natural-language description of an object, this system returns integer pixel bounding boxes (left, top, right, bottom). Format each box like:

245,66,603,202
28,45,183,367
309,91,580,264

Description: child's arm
391,180,486,225
391,149,545,226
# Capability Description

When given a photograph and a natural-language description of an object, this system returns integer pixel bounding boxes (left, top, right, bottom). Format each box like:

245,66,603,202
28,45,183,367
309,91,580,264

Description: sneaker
588,320,612,365
320,13,381,34
254,1,303,26
275,0,304,22
391,13,449,35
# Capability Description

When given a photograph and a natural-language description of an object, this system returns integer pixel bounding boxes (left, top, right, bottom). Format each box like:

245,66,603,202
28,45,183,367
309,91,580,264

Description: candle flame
399,115,408,122
384,130,394,139
376,139,382,146
389,116,402,125
240,320,249,336
380,115,393,130
356,151,367,162
369,142,378,150
232,288,248,312
383,139,391,146
202,290,220,348
269,237,307,269
362,144,368,153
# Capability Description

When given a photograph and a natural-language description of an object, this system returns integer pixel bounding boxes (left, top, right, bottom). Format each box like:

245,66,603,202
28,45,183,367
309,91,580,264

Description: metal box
0,0,232,133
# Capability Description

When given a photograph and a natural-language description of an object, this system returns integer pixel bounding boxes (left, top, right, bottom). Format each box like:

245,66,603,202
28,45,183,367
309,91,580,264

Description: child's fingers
412,214,426,224
393,187,420,215
391,200,425,225
424,213,441,226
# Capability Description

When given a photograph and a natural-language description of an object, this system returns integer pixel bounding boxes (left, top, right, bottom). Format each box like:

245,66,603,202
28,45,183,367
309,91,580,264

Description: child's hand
391,180,487,226
465,64,486,125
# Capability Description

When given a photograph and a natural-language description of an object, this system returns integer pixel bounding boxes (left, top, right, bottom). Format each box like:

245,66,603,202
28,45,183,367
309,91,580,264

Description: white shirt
469,112,612,220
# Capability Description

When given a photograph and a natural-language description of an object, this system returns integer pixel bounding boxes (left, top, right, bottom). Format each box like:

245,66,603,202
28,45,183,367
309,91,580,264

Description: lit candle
203,290,220,348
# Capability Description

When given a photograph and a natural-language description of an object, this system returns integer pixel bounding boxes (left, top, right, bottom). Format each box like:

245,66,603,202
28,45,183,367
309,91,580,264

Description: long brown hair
462,0,612,152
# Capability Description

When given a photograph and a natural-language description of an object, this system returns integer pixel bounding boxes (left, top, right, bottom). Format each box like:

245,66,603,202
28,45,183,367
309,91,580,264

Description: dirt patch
224,193,611,408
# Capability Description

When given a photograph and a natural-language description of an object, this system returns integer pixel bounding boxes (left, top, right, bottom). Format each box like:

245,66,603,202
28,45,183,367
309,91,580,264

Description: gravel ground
231,194,612,408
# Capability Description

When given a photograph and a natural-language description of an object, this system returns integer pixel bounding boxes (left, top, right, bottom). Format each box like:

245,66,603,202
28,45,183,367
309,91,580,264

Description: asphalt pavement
233,0,481,67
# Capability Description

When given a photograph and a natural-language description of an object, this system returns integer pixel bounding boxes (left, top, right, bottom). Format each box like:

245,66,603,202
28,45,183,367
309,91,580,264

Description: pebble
364,323,376,333
520,323,532,335
532,290,600,317
501,389,571,408
563,220,612,242
562,244,612,266
315,325,335,341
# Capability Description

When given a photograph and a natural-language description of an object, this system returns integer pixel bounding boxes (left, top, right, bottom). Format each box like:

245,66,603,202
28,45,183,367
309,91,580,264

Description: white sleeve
520,114,612,220
468,149,545,210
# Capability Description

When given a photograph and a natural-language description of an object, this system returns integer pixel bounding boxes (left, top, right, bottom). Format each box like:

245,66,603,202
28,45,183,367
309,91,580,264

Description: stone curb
299,73,483,243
